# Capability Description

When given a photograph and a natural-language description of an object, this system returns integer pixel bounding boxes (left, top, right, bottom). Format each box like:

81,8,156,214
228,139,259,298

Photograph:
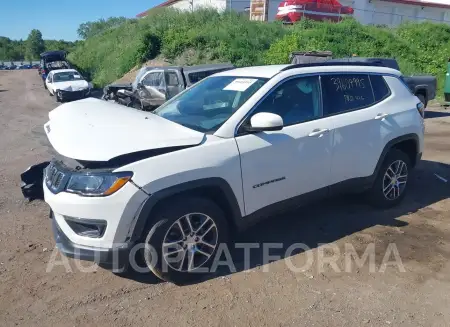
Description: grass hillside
68,9,287,86
68,9,450,95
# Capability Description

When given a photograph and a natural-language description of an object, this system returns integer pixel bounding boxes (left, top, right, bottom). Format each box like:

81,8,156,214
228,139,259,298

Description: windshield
153,76,267,132
53,71,83,82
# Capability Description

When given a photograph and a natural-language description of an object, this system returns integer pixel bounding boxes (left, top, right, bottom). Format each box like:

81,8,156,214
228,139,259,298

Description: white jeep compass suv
43,62,424,283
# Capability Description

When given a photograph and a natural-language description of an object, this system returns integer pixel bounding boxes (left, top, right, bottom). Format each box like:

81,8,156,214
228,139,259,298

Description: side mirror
245,112,284,132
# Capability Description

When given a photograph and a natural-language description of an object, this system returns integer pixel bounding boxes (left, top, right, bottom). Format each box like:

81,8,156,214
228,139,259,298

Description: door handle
308,128,329,137
374,113,389,120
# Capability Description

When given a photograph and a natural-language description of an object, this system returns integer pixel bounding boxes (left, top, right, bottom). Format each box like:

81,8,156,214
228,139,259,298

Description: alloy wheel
382,160,408,200
161,213,218,272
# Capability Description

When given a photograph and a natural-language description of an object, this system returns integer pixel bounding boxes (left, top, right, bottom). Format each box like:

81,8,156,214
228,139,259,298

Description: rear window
321,74,375,115
370,75,391,101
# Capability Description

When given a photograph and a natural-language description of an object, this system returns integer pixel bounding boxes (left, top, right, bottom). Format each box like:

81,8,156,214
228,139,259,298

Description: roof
215,64,401,79
380,0,450,9
183,63,235,73
49,69,78,75
215,65,291,78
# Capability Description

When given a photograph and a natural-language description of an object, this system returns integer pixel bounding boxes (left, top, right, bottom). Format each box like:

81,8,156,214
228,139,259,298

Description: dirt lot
1,70,450,327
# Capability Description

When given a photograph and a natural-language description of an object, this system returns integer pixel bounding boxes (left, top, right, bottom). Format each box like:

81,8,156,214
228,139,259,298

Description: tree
77,17,128,39
25,29,45,60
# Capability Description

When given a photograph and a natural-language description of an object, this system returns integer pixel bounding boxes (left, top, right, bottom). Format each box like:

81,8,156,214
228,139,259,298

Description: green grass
68,9,287,86
68,9,450,96
265,19,450,94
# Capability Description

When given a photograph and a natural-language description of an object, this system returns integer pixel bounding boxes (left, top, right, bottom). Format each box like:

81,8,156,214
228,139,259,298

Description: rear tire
368,149,411,208
141,196,229,284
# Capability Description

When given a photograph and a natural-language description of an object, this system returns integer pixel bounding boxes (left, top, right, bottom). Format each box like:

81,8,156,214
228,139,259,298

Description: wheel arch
127,178,243,243
373,134,420,180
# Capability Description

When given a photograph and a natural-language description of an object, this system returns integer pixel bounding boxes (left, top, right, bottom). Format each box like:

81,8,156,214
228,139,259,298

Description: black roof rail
280,61,383,71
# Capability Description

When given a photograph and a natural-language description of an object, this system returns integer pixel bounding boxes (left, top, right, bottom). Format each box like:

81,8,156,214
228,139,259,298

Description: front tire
142,196,229,284
368,149,411,208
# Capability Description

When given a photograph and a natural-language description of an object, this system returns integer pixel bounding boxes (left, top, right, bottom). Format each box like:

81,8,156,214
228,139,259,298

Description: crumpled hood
44,98,205,161
54,80,89,91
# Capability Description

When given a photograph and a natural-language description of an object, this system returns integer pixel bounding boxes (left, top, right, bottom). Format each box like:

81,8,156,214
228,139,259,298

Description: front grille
60,90,85,99
45,162,70,193
445,93,450,102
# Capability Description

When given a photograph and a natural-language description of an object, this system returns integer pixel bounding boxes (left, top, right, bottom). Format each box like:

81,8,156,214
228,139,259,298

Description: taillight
417,102,425,118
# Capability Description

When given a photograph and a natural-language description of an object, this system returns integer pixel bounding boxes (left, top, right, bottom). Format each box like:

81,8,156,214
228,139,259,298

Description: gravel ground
1,70,450,327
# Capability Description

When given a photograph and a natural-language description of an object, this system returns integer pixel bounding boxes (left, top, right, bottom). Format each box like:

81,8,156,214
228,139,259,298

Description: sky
0,0,160,41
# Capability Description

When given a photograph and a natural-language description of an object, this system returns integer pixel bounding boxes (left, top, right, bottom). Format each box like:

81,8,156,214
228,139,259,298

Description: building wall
339,0,450,26
169,0,227,11
158,0,450,26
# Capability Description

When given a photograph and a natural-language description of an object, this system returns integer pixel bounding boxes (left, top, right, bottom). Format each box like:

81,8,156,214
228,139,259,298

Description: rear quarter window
321,74,375,115
370,75,391,101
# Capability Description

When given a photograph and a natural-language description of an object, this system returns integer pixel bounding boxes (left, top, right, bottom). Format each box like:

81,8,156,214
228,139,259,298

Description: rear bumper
52,216,132,270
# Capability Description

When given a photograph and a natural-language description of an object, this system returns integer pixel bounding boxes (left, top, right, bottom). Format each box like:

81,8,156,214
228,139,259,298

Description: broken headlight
65,171,133,196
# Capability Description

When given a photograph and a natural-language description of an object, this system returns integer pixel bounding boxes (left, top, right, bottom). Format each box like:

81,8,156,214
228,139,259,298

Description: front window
251,76,322,126
53,71,83,82
142,72,164,87
153,76,267,132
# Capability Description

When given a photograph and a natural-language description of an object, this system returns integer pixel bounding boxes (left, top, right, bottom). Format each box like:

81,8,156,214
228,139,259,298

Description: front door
235,75,334,215
139,70,166,107
164,69,184,100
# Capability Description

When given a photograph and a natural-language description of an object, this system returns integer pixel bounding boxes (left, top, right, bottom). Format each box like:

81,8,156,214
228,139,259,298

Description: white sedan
45,69,93,102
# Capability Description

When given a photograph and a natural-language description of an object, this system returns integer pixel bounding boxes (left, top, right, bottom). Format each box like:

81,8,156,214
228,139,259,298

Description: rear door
322,73,391,186
139,70,166,106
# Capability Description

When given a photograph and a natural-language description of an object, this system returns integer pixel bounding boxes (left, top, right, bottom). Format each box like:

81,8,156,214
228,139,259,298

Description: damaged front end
20,161,50,201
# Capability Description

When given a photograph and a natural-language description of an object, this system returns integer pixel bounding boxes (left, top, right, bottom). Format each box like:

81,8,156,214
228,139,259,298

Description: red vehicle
276,0,354,23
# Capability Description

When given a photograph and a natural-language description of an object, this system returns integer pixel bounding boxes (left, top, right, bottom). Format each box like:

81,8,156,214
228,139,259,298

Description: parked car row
0,63,39,70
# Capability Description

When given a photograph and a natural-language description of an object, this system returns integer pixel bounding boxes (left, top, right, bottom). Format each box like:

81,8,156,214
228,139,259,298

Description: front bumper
20,162,49,200
52,215,131,269
58,89,90,101
44,174,149,249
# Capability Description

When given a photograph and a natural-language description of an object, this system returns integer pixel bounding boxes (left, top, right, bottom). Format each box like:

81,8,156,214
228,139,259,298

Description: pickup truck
290,52,437,107
102,63,235,110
